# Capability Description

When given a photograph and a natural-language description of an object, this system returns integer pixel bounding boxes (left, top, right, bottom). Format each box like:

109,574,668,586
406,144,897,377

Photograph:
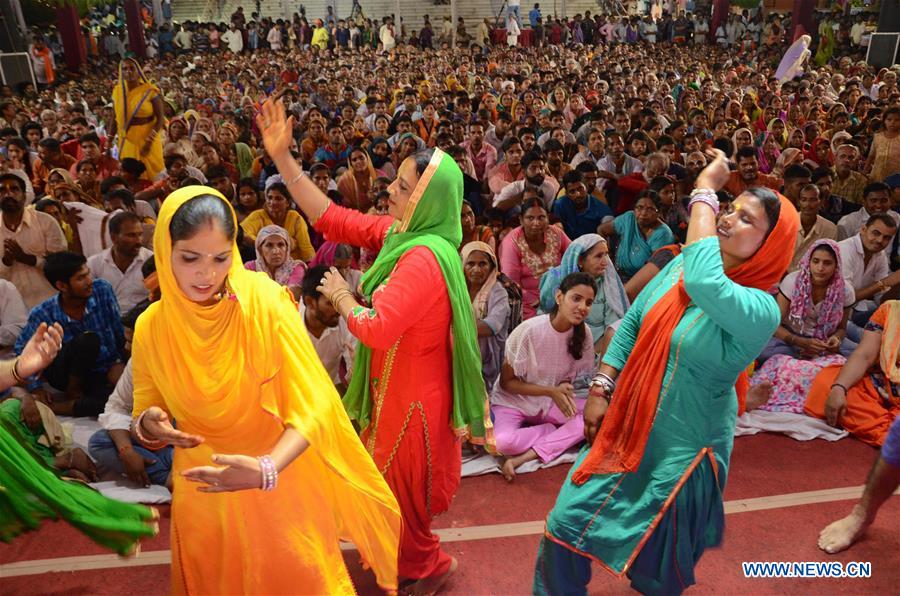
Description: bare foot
818,505,870,554
404,557,458,596
501,458,518,483
746,382,773,412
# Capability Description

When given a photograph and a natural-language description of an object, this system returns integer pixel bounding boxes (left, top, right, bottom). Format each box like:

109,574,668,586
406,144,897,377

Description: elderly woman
240,180,315,262
539,234,629,355
244,225,307,298
463,241,511,390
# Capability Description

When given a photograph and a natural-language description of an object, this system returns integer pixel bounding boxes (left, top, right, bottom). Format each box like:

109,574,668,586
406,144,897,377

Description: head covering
805,137,833,167
573,193,799,482
138,186,400,586
368,137,391,169
756,131,781,173
461,241,499,319
48,167,98,206
343,150,492,447
538,234,629,319
789,239,845,340
112,58,159,155
731,127,753,158
253,225,304,285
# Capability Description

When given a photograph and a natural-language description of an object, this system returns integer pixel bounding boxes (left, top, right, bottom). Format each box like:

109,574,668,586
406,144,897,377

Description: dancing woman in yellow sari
112,59,165,180
130,186,400,594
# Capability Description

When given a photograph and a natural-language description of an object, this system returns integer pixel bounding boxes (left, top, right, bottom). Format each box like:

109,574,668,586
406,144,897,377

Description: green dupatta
342,149,493,447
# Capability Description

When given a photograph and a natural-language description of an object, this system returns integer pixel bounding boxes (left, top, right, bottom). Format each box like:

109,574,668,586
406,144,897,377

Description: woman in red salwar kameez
258,100,491,594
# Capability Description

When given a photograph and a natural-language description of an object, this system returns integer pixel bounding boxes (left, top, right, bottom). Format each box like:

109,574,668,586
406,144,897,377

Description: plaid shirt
15,280,124,390
831,170,869,205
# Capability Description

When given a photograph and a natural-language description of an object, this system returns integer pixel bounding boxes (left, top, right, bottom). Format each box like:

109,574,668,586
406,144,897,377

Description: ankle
850,503,874,525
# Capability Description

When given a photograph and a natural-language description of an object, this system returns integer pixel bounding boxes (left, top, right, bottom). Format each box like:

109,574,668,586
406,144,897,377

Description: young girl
492,272,597,482
866,106,900,182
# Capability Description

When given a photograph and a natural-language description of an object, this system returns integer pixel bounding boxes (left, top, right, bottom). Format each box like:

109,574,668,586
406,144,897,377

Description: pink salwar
493,399,586,462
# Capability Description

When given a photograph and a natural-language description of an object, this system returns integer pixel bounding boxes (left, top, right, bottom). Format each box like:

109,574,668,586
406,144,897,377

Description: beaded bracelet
688,192,720,216
257,455,278,491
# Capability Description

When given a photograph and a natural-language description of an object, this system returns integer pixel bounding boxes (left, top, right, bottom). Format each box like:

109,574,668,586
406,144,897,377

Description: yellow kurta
240,208,315,261
132,187,400,594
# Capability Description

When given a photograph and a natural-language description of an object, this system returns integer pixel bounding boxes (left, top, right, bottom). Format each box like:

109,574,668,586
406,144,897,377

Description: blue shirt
529,8,542,28
553,194,613,240
16,280,124,390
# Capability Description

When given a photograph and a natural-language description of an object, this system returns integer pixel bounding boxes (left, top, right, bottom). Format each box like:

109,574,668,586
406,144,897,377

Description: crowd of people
2,0,900,593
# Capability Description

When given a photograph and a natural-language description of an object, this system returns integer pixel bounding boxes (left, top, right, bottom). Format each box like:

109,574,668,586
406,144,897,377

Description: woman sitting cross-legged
804,300,900,446
244,225,307,299
491,272,597,482
539,234,630,356
462,241,512,390
750,240,855,412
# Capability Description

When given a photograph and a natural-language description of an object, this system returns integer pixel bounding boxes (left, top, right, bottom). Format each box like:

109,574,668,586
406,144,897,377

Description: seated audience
500,196,571,319
539,234,629,355
87,212,153,314
552,170,612,240
15,252,125,417
0,279,27,354
244,225,307,298
750,240,855,413
790,184,838,272
299,265,356,393
461,200,496,253
805,300,900,446
599,190,676,282
491,272,597,482
462,241,511,390
837,182,897,241
240,180,315,262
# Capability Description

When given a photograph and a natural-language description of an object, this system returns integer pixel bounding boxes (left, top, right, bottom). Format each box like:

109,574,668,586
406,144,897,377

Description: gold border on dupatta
395,149,444,234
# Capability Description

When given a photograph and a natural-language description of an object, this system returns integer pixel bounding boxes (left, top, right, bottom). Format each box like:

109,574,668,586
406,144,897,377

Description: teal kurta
543,236,780,590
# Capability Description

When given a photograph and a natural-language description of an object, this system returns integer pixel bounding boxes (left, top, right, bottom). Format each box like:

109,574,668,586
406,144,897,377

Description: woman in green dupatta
0,323,157,554
257,99,490,594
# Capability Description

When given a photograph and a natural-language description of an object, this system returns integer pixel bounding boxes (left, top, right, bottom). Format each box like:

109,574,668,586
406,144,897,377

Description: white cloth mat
461,448,579,477
735,410,849,442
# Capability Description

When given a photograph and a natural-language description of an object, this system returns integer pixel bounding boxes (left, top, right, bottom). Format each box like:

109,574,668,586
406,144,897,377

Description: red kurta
316,204,460,579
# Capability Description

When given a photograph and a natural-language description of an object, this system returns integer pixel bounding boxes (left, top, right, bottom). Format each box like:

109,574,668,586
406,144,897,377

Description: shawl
573,193,799,482
343,150,492,446
461,241,500,319
137,186,401,587
252,225,305,286
789,239,845,340
111,58,160,152
538,234,629,319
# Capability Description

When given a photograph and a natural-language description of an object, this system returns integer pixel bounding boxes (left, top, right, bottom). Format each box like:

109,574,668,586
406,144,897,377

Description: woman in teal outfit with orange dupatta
534,150,799,595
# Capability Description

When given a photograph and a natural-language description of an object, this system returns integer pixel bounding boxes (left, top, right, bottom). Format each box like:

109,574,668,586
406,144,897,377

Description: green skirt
0,417,157,555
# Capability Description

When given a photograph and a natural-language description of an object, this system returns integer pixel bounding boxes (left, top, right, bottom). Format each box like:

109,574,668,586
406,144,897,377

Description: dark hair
76,158,96,173
38,137,61,152
863,182,891,199
502,136,522,153
108,188,137,209
575,161,599,174
784,164,811,182
648,176,674,193
743,187,781,240
549,272,596,360
736,146,758,161
713,137,734,156
120,157,147,177
121,299,152,330
413,147,436,175
164,153,187,169
302,264,330,299
44,251,87,288
237,177,257,192
0,172,26,193
521,151,544,170
810,242,837,262
309,163,330,177
265,182,290,198
810,167,832,183
109,211,143,235
520,196,547,215
79,132,101,146
169,194,236,242
543,138,564,153
562,170,584,187
865,213,898,229
34,197,61,213
99,176,126,197
205,164,230,182
141,255,156,278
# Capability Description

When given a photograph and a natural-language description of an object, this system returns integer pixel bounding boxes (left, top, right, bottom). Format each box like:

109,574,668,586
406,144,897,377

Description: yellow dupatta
132,186,400,589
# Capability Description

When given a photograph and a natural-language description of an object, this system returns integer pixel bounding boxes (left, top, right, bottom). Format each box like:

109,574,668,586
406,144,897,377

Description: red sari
316,204,459,579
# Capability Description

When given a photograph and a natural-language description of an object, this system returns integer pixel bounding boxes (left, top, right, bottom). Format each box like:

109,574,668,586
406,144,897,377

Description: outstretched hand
256,99,295,161
17,322,64,379
182,454,264,493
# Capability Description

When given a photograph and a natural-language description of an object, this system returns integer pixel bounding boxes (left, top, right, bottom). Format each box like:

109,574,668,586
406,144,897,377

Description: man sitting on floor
300,265,356,395
15,252,125,417
87,212,152,314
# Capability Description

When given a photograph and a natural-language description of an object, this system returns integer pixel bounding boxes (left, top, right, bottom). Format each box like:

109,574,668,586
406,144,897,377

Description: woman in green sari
534,151,799,595
0,323,157,553
258,99,490,594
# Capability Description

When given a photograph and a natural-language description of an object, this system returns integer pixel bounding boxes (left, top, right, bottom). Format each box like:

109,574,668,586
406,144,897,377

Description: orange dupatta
31,45,54,85
572,194,799,483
